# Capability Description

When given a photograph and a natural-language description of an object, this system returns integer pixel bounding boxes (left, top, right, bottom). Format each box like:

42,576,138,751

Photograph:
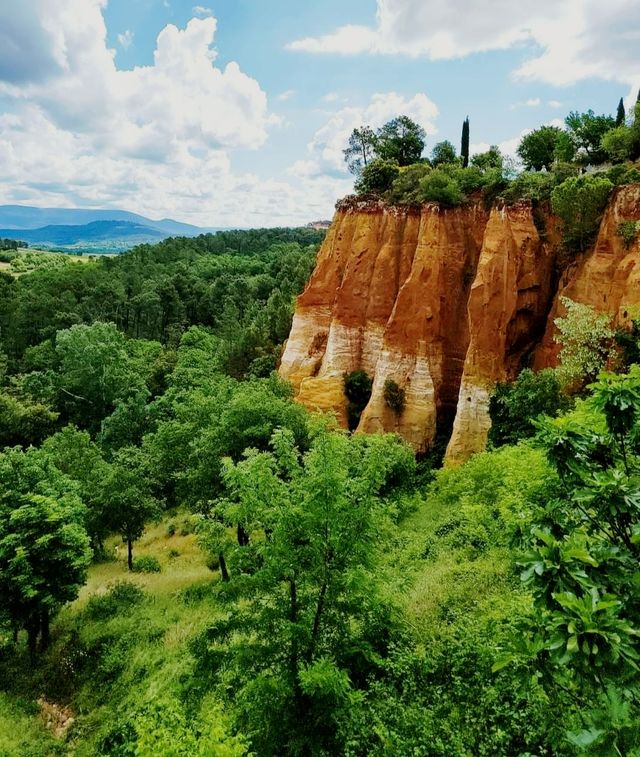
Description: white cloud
548,99,563,108
322,92,340,102
0,2,339,226
117,29,134,50
292,91,439,178
287,0,640,88
277,89,296,101
192,5,212,17
510,97,542,109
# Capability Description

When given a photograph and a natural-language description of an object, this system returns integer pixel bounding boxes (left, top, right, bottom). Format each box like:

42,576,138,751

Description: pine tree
616,97,626,126
461,117,470,168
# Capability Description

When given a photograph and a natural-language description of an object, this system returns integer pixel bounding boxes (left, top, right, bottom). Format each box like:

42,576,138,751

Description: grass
0,692,63,756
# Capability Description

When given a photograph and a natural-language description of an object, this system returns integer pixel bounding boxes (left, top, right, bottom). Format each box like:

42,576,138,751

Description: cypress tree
616,97,626,126
461,117,470,168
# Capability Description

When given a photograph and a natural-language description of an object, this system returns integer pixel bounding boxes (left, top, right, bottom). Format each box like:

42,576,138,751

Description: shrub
501,171,556,203
383,379,406,415
489,368,570,447
606,163,640,186
85,581,145,620
355,159,400,195
617,220,640,249
387,163,431,204
418,167,465,207
131,555,161,573
166,521,176,537
343,369,373,431
551,174,613,252
601,125,635,163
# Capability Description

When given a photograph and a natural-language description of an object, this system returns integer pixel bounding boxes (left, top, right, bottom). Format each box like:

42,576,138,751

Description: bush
387,163,431,204
489,368,570,447
383,379,406,415
601,125,635,163
418,167,465,207
343,369,373,431
84,581,146,620
355,159,400,195
551,174,613,252
606,163,640,186
617,220,640,249
131,555,161,573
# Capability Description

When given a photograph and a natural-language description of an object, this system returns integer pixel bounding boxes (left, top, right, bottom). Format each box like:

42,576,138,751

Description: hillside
0,220,167,246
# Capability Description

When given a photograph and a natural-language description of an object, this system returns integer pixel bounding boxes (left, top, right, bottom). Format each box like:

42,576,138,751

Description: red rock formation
280,185,640,464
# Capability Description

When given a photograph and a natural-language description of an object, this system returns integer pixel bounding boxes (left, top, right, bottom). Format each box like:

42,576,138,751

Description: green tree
470,145,503,171
489,368,570,447
197,426,414,755
554,297,614,391
430,140,457,166
461,117,470,168
512,370,640,750
517,126,565,171
616,97,626,126
354,159,400,195
602,125,635,163
565,110,616,165
418,167,465,207
343,126,378,175
343,369,373,430
551,174,613,252
100,448,160,570
376,116,425,166
0,447,91,655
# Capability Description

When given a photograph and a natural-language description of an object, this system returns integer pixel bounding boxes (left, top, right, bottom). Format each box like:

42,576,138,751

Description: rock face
280,186,640,464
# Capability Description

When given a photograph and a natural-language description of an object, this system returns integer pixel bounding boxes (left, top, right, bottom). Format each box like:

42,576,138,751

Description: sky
0,0,638,228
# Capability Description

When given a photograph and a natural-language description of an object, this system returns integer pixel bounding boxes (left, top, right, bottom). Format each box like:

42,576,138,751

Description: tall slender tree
616,97,626,126
461,117,470,168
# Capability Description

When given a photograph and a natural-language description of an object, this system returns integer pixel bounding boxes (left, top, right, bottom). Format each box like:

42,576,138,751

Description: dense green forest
2,210,640,753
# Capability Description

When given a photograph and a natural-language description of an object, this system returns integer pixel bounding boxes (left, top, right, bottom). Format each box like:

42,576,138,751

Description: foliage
430,140,457,166
383,378,406,415
196,426,415,755
489,368,570,447
617,219,640,249
554,298,614,391
354,159,400,195
386,163,432,204
84,581,146,621
343,126,378,176
601,125,635,163
565,110,616,165
510,369,640,745
418,166,465,207
551,174,613,252
343,369,373,430
460,116,470,168
470,145,503,171
616,97,626,126
0,446,91,653
132,555,162,574
517,125,566,171
375,115,426,166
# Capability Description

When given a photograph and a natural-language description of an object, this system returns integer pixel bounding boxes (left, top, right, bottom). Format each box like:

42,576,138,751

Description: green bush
551,174,613,252
489,368,570,447
617,220,640,249
387,163,431,204
131,555,162,574
84,581,146,620
418,167,465,207
343,369,373,431
606,163,640,186
383,378,406,415
354,159,400,195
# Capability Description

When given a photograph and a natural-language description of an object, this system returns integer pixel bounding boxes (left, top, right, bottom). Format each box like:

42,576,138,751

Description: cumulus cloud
0,1,325,225
291,91,439,179
192,5,212,16
287,0,640,88
117,29,134,50
277,89,296,101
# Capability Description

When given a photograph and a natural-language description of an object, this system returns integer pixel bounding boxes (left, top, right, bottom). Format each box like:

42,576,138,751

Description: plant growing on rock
383,379,406,415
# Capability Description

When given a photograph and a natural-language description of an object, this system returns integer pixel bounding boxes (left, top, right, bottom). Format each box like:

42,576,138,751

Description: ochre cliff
280,185,640,464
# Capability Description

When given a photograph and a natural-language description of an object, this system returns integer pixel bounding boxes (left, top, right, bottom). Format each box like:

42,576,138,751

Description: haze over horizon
1,0,639,228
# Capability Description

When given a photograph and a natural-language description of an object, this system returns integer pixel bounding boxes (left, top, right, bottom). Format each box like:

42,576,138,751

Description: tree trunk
237,524,250,546
40,608,50,652
27,616,39,662
308,581,328,662
289,578,302,709
219,552,230,582
127,538,133,571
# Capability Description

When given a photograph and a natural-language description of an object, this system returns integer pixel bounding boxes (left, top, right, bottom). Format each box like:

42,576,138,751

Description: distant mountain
0,205,215,236
0,220,168,246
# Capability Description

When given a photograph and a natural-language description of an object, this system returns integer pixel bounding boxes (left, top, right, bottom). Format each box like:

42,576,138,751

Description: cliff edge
279,185,640,464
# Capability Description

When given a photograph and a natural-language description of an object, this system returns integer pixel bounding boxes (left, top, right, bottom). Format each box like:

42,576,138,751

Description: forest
2,113,640,754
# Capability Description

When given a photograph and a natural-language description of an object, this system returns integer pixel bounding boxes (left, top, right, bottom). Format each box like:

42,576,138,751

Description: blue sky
0,0,638,226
